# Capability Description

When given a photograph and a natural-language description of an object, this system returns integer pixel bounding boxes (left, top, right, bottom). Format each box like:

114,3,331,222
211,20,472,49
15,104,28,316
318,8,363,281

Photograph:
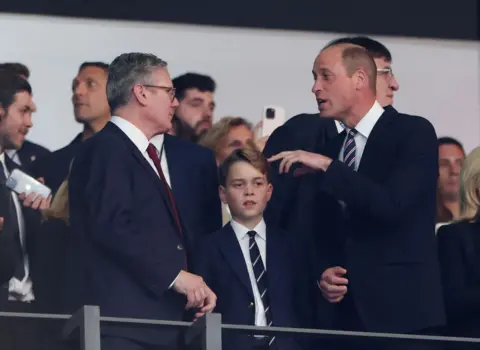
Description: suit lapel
357,109,396,175
106,123,180,236
219,224,255,299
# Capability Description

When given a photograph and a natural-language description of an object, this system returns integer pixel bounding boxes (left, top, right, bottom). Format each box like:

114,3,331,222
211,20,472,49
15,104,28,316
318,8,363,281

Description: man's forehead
374,57,392,68
185,88,213,99
77,66,107,79
13,90,32,103
149,68,172,85
439,144,465,156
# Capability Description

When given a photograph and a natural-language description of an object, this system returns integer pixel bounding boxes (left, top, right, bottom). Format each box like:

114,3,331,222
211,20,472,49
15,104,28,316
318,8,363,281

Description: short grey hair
106,53,168,113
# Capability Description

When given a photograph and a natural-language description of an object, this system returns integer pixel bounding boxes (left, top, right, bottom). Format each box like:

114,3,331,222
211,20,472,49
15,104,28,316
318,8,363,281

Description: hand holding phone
5,169,52,210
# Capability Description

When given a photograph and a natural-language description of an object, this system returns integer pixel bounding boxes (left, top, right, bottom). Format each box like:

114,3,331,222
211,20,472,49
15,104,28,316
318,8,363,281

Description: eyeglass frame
376,67,395,78
141,84,177,101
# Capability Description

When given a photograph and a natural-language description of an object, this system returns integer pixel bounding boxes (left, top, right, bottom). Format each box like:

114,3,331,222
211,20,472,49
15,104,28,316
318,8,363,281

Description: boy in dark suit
194,141,316,350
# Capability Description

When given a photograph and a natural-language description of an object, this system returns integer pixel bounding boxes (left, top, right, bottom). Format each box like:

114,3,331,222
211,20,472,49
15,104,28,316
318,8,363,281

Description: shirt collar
149,134,165,154
110,116,150,153
335,120,345,133
231,218,266,241
351,101,384,138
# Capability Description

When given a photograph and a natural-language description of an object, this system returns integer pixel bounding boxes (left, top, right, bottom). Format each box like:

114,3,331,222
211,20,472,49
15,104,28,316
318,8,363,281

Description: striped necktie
247,230,275,347
343,129,358,169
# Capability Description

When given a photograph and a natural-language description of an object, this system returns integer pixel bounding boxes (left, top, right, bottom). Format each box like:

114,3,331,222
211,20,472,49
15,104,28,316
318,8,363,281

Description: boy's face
220,161,272,222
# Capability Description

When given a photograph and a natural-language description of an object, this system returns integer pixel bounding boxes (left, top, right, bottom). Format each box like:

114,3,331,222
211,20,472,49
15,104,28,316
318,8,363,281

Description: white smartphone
5,169,51,198
261,105,286,137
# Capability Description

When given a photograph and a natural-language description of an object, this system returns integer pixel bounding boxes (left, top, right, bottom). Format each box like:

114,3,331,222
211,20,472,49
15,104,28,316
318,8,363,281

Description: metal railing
2,306,480,349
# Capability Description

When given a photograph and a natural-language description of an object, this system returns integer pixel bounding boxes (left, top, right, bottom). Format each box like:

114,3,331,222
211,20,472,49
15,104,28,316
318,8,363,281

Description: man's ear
131,84,148,106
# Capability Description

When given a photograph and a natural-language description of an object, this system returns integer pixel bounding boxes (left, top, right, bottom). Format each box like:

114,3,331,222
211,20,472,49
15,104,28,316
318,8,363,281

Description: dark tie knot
247,230,257,239
348,129,358,137
146,143,158,158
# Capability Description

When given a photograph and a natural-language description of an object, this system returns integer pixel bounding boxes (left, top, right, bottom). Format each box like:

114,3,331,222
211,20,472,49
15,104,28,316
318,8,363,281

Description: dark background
0,0,478,41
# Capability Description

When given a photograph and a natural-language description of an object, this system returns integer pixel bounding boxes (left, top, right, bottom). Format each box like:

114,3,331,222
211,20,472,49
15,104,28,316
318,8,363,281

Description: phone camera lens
266,108,275,119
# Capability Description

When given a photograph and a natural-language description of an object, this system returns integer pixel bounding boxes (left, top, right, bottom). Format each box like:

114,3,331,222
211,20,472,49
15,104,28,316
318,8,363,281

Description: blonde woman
437,146,480,338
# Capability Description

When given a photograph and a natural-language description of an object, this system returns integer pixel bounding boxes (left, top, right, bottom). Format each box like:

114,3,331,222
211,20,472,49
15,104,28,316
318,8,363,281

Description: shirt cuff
169,271,181,289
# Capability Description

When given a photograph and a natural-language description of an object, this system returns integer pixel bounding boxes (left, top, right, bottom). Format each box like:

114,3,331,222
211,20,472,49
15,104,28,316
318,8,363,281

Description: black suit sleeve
70,144,181,298
203,152,222,235
263,125,297,227
437,224,480,320
320,117,437,223
192,237,216,292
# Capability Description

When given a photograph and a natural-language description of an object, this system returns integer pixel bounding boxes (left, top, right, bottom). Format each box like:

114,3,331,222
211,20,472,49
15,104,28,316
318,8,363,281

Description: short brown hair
342,46,377,92
218,140,270,186
199,116,252,155
322,43,377,93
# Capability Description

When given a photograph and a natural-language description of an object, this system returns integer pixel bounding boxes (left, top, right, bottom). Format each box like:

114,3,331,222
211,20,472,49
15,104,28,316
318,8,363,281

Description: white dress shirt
110,117,171,187
5,149,21,166
0,153,34,302
231,218,268,327
338,101,384,170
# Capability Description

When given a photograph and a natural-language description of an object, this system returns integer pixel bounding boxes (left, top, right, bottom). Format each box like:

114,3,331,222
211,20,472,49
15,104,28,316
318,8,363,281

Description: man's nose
390,76,400,91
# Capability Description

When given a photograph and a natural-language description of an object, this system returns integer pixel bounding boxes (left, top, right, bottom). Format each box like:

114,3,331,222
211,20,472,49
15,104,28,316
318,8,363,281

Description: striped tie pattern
343,129,358,169
247,230,275,347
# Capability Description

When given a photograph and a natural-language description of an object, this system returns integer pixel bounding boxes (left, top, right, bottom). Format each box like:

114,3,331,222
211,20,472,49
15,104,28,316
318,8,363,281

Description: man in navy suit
195,142,317,350
269,42,445,349
0,71,53,350
31,61,111,195
67,53,218,350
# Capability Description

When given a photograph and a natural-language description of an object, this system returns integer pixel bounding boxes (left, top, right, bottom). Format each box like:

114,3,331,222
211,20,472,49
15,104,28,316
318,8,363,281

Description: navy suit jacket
310,107,446,333
14,140,51,170
163,133,222,263
30,134,83,195
66,122,213,346
194,223,316,350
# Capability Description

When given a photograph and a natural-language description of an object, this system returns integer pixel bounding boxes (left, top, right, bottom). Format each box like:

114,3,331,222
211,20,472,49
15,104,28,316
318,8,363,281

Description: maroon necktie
146,143,183,236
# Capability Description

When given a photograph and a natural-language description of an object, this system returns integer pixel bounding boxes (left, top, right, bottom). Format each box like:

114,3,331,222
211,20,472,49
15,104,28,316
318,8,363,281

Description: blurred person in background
28,62,110,316
0,71,52,350
0,62,50,169
436,137,465,227
438,146,480,340
199,116,253,165
31,62,110,195
170,72,216,143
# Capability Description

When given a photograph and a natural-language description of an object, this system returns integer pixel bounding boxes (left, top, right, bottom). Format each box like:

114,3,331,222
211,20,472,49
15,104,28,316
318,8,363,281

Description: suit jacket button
249,302,254,308
177,244,184,251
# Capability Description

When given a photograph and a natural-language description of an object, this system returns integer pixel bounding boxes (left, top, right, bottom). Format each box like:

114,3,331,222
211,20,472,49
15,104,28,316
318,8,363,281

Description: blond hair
218,139,270,187
42,178,69,223
199,116,252,156
459,146,480,221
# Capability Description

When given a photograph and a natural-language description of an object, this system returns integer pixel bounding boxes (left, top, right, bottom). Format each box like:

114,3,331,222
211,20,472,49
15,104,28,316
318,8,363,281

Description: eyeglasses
142,84,176,101
377,67,394,78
